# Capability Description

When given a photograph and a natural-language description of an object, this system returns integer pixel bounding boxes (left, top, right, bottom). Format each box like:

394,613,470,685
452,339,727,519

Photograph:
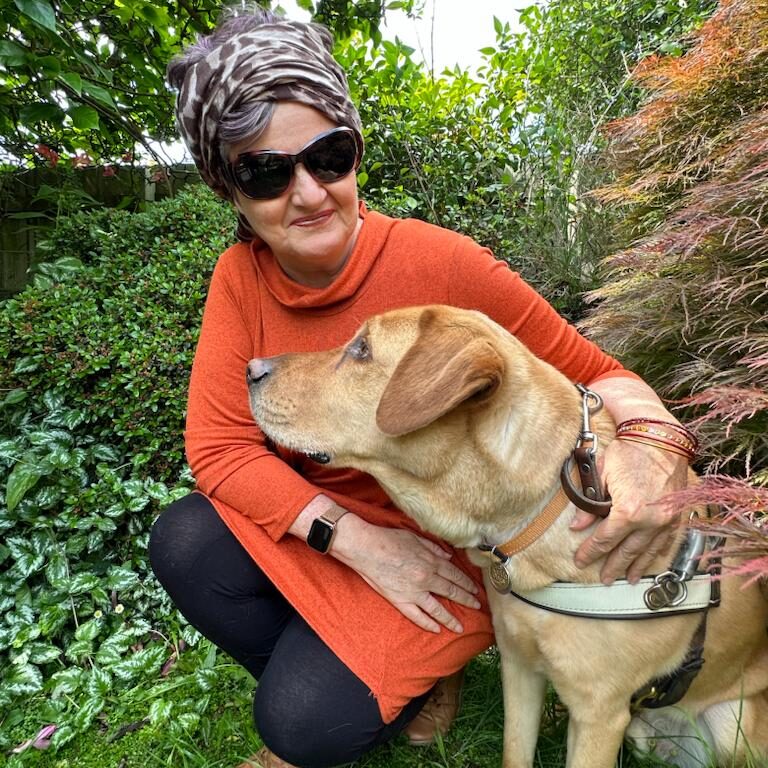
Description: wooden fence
0,164,202,298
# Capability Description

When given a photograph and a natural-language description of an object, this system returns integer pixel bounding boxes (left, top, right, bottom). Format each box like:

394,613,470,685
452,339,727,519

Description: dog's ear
376,312,504,437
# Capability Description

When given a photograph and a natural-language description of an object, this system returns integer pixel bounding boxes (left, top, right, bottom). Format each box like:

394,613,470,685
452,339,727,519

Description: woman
150,6,690,768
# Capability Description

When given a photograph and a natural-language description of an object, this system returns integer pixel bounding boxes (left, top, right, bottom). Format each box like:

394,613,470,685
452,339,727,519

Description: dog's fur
247,305,768,768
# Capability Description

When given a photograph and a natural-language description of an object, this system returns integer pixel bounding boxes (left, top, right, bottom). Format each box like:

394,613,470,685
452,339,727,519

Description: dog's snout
246,358,272,385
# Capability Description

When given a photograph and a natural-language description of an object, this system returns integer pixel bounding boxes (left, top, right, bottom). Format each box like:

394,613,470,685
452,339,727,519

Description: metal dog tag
488,560,513,594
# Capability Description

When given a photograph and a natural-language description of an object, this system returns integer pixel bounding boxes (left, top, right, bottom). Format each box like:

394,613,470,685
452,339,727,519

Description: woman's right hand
331,514,482,634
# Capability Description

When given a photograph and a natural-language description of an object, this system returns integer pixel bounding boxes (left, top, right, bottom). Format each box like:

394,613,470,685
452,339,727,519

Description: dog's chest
485,581,550,669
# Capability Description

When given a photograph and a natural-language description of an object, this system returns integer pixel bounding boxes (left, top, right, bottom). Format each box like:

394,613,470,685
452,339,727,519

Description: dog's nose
246,358,272,385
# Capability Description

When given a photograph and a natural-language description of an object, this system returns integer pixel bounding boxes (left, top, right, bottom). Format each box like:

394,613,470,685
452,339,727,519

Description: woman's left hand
570,438,688,584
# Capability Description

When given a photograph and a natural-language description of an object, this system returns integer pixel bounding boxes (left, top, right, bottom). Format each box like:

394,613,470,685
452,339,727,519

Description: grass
3,646,699,768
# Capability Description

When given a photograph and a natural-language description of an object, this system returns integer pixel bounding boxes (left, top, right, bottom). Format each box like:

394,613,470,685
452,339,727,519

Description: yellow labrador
247,305,768,768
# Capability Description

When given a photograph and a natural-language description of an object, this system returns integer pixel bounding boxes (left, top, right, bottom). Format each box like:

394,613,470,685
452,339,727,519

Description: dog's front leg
498,641,547,768
564,701,631,768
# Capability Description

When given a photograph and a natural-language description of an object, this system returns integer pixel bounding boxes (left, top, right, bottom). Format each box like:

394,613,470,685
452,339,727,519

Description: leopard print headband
173,19,363,202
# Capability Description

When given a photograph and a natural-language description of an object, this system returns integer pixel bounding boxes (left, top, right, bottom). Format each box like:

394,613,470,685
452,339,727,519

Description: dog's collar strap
480,488,571,560
508,573,718,619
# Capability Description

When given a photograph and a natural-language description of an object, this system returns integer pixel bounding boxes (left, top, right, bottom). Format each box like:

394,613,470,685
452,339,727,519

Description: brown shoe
236,746,297,768
404,667,466,746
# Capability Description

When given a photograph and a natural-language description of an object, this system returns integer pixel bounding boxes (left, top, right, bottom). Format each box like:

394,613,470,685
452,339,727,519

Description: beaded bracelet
616,418,699,451
616,419,697,462
616,424,697,454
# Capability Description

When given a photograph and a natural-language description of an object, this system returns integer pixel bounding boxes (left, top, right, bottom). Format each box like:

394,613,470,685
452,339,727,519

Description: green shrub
0,186,233,474
0,186,235,753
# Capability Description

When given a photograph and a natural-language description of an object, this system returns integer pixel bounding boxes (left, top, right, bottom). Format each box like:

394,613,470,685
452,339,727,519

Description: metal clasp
575,383,603,456
644,571,688,611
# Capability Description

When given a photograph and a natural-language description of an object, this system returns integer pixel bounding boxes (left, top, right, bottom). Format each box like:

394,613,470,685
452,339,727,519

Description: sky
281,0,525,72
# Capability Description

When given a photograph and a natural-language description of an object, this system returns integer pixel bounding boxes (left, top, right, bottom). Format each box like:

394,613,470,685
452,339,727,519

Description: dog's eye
348,336,371,361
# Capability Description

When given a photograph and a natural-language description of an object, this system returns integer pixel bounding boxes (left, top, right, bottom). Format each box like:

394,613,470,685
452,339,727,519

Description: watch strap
319,506,349,526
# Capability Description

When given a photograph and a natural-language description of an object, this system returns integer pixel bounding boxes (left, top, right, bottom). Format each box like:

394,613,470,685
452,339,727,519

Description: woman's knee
149,493,219,586
252,672,383,767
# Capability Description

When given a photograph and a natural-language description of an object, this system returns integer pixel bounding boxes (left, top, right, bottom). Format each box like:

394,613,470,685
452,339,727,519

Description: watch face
307,519,334,553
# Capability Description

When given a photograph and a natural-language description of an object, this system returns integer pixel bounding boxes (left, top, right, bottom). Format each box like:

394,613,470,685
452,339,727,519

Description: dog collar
478,487,572,562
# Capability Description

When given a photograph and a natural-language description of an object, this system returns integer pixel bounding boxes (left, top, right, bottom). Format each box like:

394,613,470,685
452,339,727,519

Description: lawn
5,647,680,768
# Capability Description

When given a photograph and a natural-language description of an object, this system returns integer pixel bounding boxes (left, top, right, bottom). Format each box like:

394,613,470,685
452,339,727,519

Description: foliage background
2,0,756,766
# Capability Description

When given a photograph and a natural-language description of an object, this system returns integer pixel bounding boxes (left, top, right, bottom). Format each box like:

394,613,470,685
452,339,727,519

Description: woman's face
231,102,362,288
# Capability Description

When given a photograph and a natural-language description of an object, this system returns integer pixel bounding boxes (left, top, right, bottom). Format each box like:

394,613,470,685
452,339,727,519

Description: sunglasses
229,127,360,200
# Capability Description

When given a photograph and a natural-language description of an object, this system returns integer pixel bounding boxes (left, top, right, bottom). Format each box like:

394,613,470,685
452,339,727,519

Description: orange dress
185,206,635,722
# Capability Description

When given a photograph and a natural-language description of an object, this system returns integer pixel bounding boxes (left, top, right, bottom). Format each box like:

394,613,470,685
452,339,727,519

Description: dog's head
247,306,510,466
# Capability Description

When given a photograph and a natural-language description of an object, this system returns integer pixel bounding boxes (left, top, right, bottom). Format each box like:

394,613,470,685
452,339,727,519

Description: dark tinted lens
304,131,358,182
234,154,292,199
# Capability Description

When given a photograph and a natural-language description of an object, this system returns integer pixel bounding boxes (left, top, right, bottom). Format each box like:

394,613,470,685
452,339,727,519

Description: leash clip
575,383,603,456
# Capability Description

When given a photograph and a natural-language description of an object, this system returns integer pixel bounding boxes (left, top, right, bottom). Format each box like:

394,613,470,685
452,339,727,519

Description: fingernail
601,576,614,586
471,599,481,609
454,623,464,633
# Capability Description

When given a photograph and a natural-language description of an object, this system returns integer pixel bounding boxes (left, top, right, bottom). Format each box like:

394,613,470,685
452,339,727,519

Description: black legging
149,493,431,767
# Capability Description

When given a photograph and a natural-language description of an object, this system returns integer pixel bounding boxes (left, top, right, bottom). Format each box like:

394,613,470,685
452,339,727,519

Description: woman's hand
571,438,688,584
332,518,482,634
571,376,692,584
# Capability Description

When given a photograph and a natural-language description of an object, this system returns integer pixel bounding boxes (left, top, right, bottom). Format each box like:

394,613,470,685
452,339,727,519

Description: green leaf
38,55,61,77
110,645,165,681
6,463,43,513
68,572,101,595
0,438,20,460
64,637,94,661
149,698,173,724
2,388,27,407
73,696,104,731
58,71,83,95
70,105,100,130
58,408,86,429
26,641,62,664
43,390,66,412
91,444,119,462
20,102,64,125
51,667,86,698
87,667,112,698
51,724,76,747
45,552,68,588
105,566,139,591
4,663,44,698
0,40,27,66
95,630,135,666
75,619,102,642
14,0,57,31
82,81,117,110
39,603,69,636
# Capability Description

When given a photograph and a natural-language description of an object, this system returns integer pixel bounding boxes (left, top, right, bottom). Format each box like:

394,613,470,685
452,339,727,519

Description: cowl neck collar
250,204,395,313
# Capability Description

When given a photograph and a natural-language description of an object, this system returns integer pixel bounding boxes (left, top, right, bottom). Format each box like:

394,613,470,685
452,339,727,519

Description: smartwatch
307,507,349,554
